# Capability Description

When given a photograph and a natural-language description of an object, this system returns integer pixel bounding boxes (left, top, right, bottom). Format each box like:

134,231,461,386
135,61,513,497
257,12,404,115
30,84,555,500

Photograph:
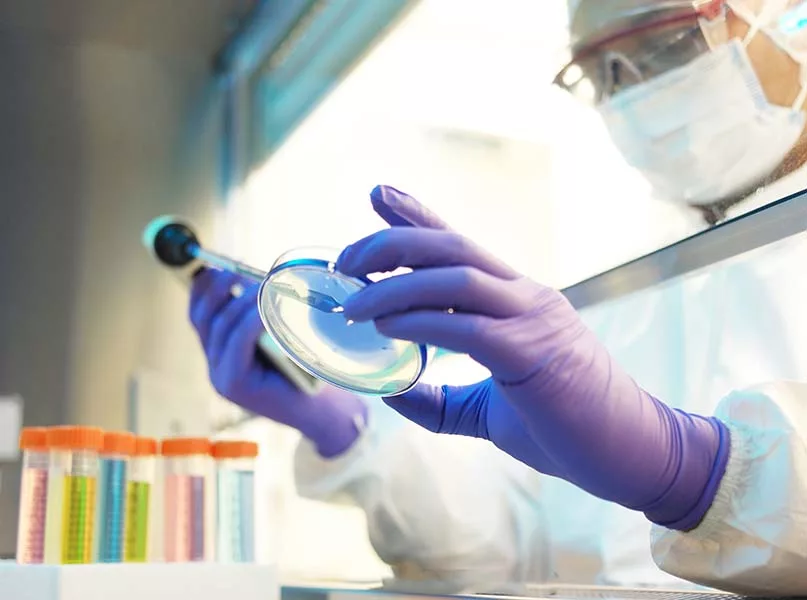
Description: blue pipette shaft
189,244,343,313
190,245,267,283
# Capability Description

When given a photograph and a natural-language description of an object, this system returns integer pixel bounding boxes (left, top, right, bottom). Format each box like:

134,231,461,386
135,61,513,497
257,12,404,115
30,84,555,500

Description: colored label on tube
164,474,205,562
216,469,255,562
16,467,49,563
98,459,127,562
61,475,96,564
124,481,150,562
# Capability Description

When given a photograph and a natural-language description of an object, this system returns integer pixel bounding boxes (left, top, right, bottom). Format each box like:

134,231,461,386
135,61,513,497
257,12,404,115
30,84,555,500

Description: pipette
142,215,324,396
143,216,343,314
144,216,431,397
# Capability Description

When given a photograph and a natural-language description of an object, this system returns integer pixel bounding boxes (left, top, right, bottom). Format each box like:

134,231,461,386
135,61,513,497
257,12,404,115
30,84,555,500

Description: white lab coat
293,169,807,597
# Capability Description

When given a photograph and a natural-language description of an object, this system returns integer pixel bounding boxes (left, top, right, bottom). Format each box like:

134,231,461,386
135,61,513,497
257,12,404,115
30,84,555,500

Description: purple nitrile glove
189,269,367,458
336,185,731,530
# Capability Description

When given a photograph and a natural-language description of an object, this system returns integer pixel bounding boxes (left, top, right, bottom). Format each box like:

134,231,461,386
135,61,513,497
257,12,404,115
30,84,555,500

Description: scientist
190,0,807,596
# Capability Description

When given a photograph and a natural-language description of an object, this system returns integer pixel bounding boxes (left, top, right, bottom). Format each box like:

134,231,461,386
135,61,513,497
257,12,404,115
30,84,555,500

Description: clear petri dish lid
257,247,428,396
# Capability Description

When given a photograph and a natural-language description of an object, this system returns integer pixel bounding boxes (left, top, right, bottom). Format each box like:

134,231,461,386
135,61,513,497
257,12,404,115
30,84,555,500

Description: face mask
597,38,806,206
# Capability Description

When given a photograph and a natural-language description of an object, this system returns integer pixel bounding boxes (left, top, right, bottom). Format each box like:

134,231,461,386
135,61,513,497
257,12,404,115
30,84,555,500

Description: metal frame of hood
562,188,807,310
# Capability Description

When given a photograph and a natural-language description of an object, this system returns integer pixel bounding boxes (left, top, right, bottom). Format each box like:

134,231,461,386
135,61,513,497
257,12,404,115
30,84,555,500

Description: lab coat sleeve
650,381,807,597
293,399,547,592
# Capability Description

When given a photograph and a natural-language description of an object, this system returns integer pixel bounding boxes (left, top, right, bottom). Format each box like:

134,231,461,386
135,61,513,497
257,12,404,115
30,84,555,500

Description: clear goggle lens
554,16,716,104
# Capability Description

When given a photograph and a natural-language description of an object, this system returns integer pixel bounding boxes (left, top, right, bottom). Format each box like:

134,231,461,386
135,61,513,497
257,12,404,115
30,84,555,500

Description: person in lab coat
189,0,807,596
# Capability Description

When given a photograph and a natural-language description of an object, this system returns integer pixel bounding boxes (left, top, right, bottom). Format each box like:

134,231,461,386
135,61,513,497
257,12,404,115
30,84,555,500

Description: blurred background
0,0,774,580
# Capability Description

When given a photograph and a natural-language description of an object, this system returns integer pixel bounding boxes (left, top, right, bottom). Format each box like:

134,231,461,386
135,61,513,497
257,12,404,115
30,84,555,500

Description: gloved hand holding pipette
336,185,730,530
189,269,367,458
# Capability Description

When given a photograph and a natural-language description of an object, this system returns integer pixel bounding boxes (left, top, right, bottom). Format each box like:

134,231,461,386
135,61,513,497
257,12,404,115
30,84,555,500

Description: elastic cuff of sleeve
653,418,731,531
641,414,732,531
662,421,750,539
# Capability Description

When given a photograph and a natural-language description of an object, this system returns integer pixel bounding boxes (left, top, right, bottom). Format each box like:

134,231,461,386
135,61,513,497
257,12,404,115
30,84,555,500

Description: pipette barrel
191,246,267,283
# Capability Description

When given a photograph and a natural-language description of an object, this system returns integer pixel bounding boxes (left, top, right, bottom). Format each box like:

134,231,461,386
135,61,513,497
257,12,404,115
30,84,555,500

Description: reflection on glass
580,231,807,416
242,0,807,291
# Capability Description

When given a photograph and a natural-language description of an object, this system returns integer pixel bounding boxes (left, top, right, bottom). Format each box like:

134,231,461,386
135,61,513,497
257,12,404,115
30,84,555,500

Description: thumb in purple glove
384,380,566,478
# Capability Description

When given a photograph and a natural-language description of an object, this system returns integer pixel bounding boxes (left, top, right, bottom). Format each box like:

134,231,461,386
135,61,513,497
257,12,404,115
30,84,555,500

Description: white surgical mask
597,38,806,206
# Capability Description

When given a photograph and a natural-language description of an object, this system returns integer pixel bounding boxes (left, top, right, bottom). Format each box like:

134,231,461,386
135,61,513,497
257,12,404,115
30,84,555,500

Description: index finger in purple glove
337,227,519,281
370,185,451,230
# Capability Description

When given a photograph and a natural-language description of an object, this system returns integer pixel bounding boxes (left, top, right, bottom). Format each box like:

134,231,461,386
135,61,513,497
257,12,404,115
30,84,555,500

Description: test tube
124,436,157,563
213,441,258,563
96,431,135,562
161,437,212,562
16,427,49,564
44,426,103,564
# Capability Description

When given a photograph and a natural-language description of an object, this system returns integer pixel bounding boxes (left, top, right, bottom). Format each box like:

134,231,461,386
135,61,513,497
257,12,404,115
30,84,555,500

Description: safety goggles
553,0,728,104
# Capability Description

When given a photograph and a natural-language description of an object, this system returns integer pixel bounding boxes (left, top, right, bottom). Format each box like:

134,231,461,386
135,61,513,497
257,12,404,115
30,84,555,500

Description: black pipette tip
143,216,200,268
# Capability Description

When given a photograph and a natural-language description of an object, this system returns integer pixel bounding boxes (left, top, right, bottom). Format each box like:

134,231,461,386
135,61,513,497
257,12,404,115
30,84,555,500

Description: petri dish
257,247,429,396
